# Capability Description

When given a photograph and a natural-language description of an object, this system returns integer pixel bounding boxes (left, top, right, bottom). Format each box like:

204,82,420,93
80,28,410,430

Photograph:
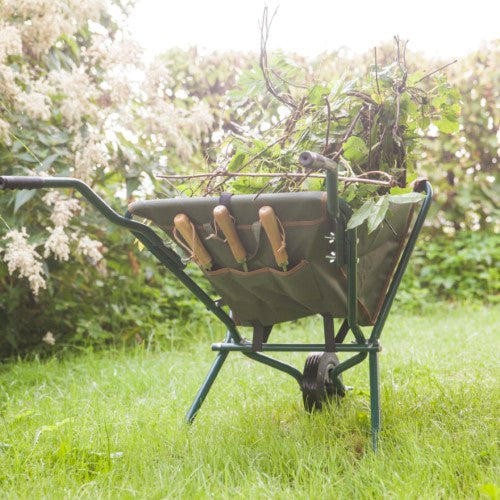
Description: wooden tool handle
174,213,212,270
213,205,247,264
258,206,288,269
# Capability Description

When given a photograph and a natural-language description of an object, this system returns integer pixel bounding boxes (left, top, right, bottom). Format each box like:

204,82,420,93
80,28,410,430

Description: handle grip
299,151,337,172
299,152,339,220
0,174,185,270
213,205,247,265
259,206,288,270
0,176,46,190
174,213,212,270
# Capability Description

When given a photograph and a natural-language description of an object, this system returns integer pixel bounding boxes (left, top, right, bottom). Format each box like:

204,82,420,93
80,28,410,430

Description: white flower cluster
43,226,70,261
86,34,143,107
41,191,80,262
0,64,19,99
1,0,105,57
104,36,143,69
140,99,214,162
73,134,109,182
0,0,108,133
143,59,174,98
49,67,99,129
2,228,46,295
16,91,51,121
0,117,11,145
188,103,215,142
42,331,56,345
76,235,103,265
42,191,80,228
134,59,215,161
40,192,104,267
0,22,22,63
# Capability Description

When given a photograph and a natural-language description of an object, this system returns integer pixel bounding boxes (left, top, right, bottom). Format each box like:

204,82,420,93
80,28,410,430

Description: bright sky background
129,0,499,61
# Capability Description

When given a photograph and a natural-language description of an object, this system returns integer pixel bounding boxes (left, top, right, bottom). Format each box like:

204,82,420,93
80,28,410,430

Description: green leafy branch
186,17,460,232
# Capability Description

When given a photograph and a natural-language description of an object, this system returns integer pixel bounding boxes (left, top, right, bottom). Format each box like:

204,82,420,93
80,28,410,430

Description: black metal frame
0,172,432,450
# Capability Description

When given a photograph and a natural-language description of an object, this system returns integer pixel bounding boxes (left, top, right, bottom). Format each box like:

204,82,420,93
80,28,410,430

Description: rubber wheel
302,352,345,412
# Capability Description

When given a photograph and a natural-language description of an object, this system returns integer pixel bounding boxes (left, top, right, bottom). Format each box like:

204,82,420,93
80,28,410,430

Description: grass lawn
0,303,499,498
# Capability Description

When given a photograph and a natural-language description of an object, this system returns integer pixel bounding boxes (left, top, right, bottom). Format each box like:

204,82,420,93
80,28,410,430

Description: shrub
397,230,499,309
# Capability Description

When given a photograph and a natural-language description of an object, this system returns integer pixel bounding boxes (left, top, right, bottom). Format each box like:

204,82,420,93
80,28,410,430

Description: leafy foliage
177,33,461,233
0,240,209,356
417,42,499,236
396,231,500,308
0,2,496,355
0,3,216,355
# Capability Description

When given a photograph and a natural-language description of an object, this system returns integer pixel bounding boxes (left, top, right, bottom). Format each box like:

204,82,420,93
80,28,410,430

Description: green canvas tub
129,191,415,327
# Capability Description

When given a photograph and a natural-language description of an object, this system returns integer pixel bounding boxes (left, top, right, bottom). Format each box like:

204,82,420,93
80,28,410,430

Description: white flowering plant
0,1,222,353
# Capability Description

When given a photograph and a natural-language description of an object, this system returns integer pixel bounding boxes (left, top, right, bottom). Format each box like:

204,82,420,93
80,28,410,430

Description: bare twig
415,59,458,84
202,131,294,196
330,106,364,162
374,47,380,95
394,35,401,64
393,90,401,144
201,164,229,195
391,37,408,148
393,36,408,90
237,132,291,172
367,104,373,168
159,175,187,196
156,171,394,187
259,6,296,109
270,68,308,89
400,39,408,89
346,90,378,106
282,95,308,145
252,177,279,200
322,94,332,155
356,170,394,181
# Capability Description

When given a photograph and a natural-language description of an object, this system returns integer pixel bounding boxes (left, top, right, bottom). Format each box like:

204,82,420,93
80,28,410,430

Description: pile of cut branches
160,8,460,232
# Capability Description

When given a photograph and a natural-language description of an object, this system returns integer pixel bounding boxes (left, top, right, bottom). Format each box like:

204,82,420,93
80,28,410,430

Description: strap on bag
322,314,336,352
251,322,273,352
217,193,263,262
204,193,233,241
219,192,233,209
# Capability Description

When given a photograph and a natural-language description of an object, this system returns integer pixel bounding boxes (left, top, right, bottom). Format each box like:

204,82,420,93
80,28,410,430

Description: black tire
302,352,345,412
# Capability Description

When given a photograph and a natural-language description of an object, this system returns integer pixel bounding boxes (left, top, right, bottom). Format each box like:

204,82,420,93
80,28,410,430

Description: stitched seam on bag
162,217,327,232
203,259,309,277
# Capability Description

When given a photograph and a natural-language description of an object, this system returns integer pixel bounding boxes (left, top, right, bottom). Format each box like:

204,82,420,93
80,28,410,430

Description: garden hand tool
258,205,288,271
174,213,212,270
213,205,248,271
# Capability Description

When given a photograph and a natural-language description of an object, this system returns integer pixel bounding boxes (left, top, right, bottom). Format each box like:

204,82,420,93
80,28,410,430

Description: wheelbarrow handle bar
0,175,47,190
0,175,184,269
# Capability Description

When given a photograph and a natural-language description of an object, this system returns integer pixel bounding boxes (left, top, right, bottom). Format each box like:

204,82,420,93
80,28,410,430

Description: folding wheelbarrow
0,151,432,450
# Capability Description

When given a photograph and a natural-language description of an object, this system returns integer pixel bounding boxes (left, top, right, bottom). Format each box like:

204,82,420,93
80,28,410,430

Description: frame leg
369,350,381,451
185,350,229,423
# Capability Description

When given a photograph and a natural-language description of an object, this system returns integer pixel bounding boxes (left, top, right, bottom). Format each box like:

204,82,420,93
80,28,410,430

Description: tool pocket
204,260,322,326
